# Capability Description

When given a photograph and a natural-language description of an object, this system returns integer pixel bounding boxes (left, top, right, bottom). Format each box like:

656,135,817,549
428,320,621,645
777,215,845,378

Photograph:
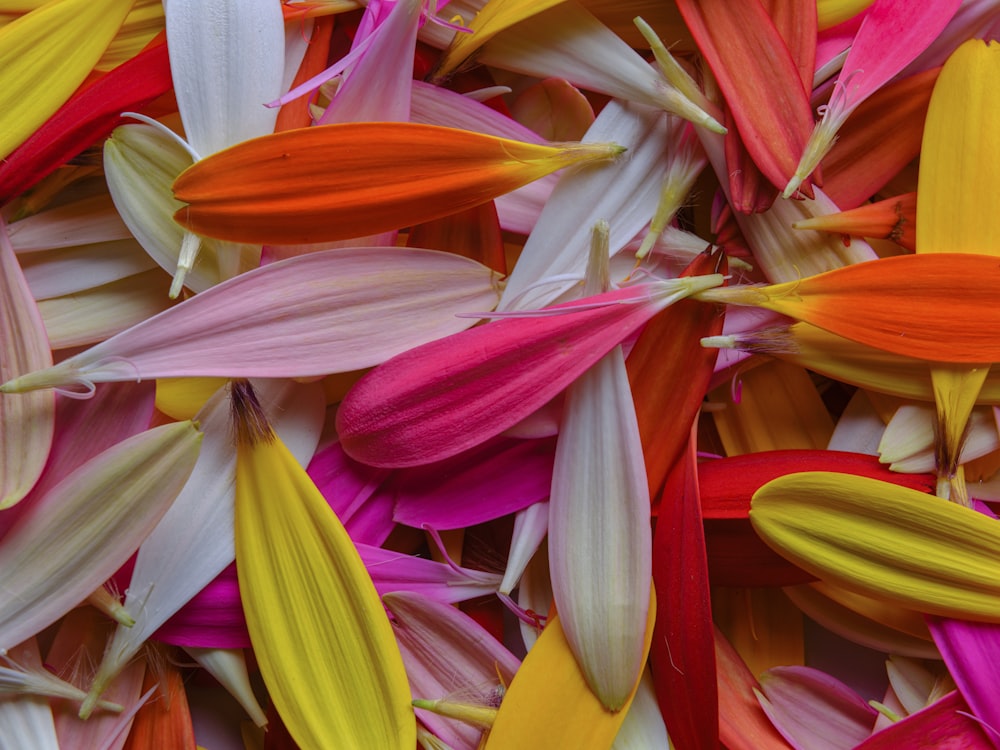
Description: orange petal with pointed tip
173,122,623,244
698,253,1000,363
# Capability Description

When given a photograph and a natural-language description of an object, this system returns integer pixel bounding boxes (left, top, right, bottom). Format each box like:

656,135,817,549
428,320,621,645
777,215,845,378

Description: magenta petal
307,441,394,546
927,616,1000,749
154,563,250,649
357,543,501,604
391,436,556,530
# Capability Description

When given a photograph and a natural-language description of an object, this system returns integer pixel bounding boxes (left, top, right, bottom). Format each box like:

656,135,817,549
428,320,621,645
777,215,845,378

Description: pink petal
2,247,501,393
307,441,394,546
756,665,878,750
927,615,1000,748
337,277,721,467
384,591,520,750
390,436,555,530
0,218,54,508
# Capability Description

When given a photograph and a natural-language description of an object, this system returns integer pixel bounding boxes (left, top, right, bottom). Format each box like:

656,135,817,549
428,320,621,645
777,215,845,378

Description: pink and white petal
0,218,53,508
500,501,549,596
358,544,501,603
548,345,651,711
788,0,962,194
165,0,285,157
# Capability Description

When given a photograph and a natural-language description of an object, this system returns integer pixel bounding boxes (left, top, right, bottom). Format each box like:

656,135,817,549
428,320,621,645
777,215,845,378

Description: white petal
166,0,285,156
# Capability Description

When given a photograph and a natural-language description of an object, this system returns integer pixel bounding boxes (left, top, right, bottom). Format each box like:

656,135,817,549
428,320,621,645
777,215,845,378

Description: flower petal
234,416,414,749
0,0,135,160
0,420,201,654
0,218,54,508
172,122,624,244
751,471,1000,620
697,254,1000,363
1,247,501,393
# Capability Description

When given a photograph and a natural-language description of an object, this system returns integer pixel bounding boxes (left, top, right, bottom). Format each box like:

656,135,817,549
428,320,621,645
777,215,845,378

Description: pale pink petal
786,0,962,195
756,665,878,750
0,218,54,508
358,543,501,603
0,380,155,540
319,0,421,124
384,591,520,750
1,248,501,393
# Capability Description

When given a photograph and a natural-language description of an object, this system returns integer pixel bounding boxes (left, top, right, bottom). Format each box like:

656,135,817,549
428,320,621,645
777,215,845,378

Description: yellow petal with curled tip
430,0,567,80
234,424,414,750
0,0,135,160
484,595,655,750
751,472,1000,621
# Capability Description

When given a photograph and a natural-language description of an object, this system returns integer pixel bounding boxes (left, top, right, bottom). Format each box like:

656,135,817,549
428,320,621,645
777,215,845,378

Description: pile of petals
3,0,1000,747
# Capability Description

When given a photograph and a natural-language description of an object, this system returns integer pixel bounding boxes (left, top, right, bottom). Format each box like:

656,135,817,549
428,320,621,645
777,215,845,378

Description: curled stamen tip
168,268,188,299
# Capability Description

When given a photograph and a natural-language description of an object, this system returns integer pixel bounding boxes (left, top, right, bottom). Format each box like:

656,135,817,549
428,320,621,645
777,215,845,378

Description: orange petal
793,192,916,250
697,253,1000,363
173,122,623,244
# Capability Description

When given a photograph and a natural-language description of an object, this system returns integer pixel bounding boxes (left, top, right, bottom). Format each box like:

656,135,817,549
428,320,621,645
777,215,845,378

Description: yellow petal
0,0,135,160
916,41,1000,502
752,472,1000,621
484,596,655,750
234,401,414,749
431,0,568,80
917,39,1000,256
